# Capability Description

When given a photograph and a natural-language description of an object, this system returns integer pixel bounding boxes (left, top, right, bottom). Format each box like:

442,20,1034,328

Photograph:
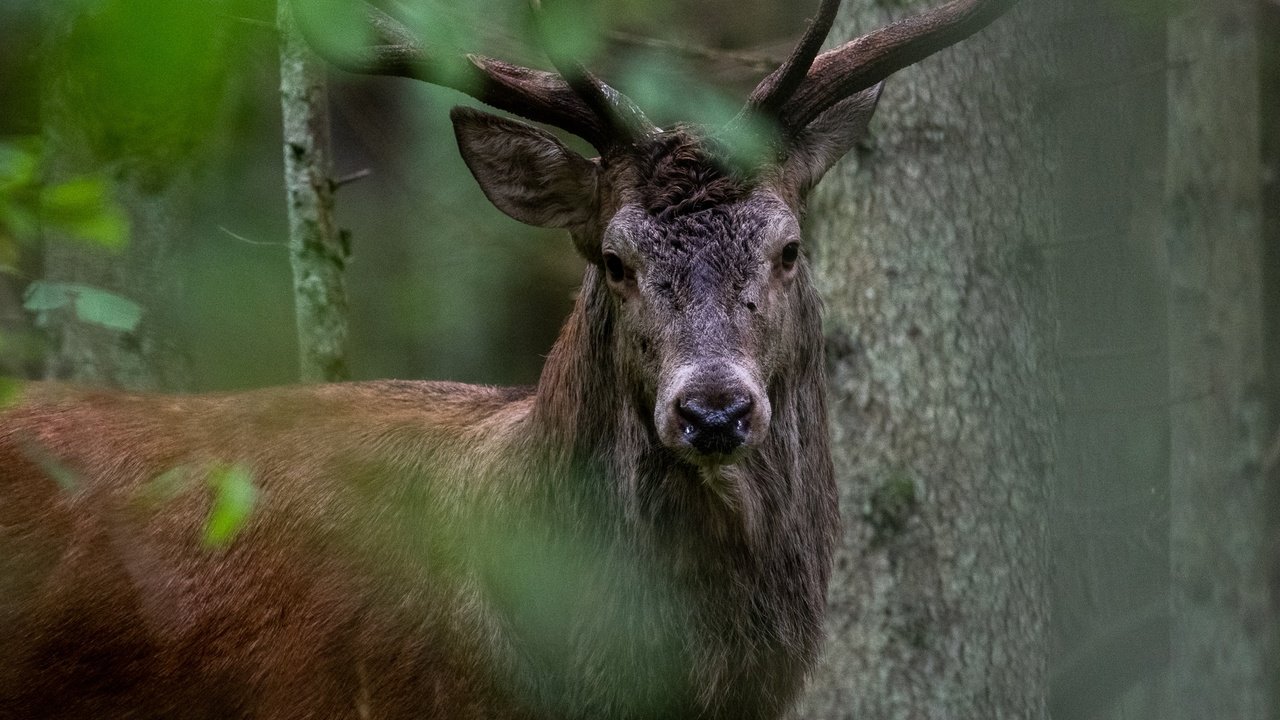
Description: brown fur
0,271,835,720
0,110,859,719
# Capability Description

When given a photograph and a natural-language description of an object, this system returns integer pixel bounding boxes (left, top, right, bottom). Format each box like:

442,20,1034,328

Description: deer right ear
451,107,600,230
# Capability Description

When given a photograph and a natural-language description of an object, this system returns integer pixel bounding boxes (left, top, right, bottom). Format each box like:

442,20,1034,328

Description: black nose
676,393,753,455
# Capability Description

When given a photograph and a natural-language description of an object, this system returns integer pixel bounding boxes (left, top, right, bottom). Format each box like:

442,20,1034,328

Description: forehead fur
637,128,748,220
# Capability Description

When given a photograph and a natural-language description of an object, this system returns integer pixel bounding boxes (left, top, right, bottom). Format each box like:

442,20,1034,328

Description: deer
0,0,1016,717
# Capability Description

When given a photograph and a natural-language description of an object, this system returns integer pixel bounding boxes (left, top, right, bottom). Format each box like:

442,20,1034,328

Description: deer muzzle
656,361,771,465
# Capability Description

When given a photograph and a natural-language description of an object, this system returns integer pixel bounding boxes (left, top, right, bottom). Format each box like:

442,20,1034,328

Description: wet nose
676,393,753,455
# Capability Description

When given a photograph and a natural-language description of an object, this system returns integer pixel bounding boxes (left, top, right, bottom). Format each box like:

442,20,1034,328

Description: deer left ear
779,82,884,198
451,107,600,229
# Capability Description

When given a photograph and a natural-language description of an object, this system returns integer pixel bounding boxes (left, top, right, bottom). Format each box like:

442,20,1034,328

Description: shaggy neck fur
509,263,837,719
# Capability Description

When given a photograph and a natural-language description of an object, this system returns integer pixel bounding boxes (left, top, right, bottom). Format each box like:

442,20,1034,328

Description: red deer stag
0,0,1016,717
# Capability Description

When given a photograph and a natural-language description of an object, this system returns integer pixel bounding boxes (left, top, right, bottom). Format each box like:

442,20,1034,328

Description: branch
605,31,784,73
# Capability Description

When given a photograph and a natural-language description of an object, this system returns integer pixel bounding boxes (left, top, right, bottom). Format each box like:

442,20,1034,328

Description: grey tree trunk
39,175,193,391
795,3,1057,718
278,0,350,383
1164,2,1272,717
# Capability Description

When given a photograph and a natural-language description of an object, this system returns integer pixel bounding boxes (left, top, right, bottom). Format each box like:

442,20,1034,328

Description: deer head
298,0,1015,467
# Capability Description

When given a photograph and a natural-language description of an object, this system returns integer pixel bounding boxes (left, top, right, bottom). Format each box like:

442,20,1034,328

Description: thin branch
228,15,278,33
218,226,285,248
605,31,783,73
332,168,373,190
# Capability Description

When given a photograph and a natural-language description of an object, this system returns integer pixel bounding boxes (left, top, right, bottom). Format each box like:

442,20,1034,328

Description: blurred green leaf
72,285,143,331
49,0,237,175
16,437,80,492
0,140,40,193
23,281,143,332
618,53,775,167
0,140,129,252
203,464,258,548
0,377,24,408
530,0,604,64
292,0,373,64
41,177,128,250
135,465,190,509
0,139,44,252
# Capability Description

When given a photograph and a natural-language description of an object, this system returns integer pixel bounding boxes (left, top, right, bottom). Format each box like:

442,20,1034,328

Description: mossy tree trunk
795,2,1057,717
278,0,350,383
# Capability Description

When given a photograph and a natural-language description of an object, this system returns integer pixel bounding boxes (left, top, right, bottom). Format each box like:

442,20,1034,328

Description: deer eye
603,251,628,284
777,242,801,273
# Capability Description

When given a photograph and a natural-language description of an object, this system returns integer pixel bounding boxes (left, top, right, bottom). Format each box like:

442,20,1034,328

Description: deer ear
451,107,599,229
779,83,884,198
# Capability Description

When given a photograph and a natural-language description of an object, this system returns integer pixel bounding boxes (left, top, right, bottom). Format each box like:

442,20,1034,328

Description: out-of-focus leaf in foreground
0,377,24,408
619,52,775,168
0,139,131,254
203,464,258,549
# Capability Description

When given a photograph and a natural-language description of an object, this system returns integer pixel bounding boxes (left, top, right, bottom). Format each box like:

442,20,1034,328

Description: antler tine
777,0,1018,133
527,0,658,145
746,0,842,117
291,0,618,151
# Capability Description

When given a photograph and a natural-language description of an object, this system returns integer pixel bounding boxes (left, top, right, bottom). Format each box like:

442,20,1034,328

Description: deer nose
676,393,753,455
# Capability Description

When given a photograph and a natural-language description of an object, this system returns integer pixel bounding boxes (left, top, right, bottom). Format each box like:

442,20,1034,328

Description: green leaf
203,465,258,549
531,0,603,63
21,281,73,312
292,0,375,66
0,140,41,193
22,281,143,332
41,177,129,250
618,53,775,167
136,465,190,509
72,285,143,331
0,377,24,408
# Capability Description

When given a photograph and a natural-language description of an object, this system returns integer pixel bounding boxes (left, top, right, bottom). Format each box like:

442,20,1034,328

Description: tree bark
795,2,1057,718
278,0,350,383
1164,2,1272,717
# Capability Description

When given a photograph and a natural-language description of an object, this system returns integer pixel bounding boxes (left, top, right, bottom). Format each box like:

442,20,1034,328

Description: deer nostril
675,394,753,455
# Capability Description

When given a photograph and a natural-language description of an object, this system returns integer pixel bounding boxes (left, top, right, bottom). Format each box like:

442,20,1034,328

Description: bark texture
279,0,350,383
794,2,1056,718
39,178,193,391
1164,2,1272,717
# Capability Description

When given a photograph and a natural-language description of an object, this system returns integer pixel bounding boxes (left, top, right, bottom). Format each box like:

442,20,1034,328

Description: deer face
451,89,880,464
597,185,801,464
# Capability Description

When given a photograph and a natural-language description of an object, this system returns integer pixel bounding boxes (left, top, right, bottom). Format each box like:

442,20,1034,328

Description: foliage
0,140,128,270
23,281,142,332
203,464,259,548
0,376,24,408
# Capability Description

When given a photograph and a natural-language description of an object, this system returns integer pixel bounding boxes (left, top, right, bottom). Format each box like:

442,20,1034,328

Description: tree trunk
278,0,350,383
39,175,193,391
1164,2,1272,717
795,2,1057,718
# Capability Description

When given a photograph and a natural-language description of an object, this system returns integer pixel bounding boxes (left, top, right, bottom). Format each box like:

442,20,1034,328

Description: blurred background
1,0,1277,718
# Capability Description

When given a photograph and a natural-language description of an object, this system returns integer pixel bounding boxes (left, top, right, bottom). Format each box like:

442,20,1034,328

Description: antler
293,0,654,152
746,0,842,117
749,0,1018,134
526,0,659,144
